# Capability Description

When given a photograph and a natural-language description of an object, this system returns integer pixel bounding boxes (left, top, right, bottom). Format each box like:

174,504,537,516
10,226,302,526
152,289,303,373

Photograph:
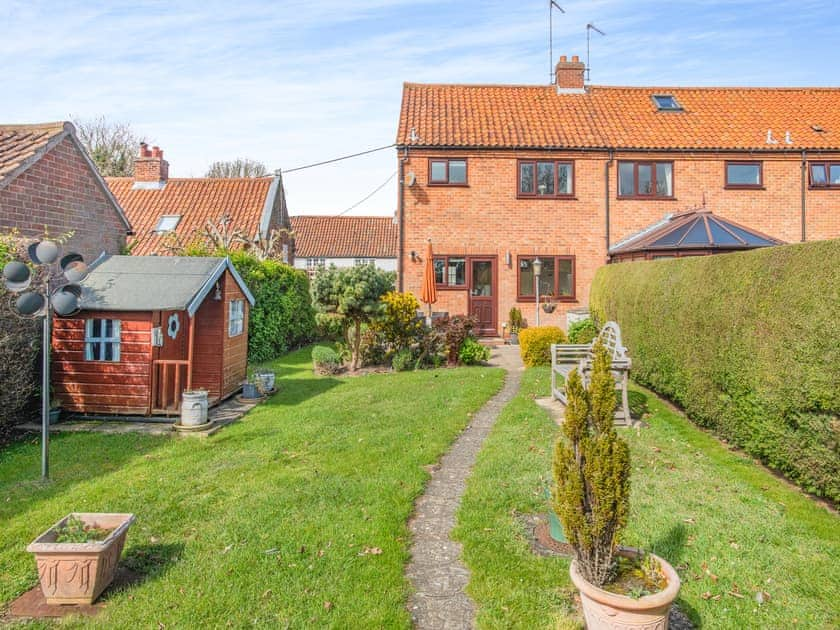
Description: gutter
398,147,408,292
605,149,613,260
800,151,807,242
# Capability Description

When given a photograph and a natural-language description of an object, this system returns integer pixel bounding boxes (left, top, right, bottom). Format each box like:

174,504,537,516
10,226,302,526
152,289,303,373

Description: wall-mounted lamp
410,250,417,262
505,251,512,266
214,281,222,300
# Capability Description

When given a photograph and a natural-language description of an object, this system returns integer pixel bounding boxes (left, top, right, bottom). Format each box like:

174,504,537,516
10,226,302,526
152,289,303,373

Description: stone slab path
406,344,523,629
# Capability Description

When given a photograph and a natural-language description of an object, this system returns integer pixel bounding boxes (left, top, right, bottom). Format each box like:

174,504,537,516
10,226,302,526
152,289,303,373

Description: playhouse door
151,311,189,414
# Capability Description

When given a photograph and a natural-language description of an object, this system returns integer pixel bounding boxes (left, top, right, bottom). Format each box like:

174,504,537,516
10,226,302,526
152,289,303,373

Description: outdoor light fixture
2,239,88,480
410,250,417,262
533,257,543,326
505,251,512,266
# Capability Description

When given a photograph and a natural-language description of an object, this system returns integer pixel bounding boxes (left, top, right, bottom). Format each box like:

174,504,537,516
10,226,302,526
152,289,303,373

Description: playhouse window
229,299,245,337
84,319,121,361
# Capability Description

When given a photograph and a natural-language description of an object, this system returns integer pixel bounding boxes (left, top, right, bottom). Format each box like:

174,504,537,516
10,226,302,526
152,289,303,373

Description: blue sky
2,1,838,216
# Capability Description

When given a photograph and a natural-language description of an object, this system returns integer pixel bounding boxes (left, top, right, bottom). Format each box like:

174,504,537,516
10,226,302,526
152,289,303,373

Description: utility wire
283,143,396,174
336,170,397,216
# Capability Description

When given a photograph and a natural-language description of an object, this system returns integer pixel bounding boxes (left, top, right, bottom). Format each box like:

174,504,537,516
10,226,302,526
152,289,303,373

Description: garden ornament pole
41,277,51,478
533,257,542,326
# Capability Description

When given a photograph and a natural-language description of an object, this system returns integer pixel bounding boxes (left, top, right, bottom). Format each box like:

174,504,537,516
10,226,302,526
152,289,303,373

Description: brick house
0,122,131,262
290,215,398,276
396,56,840,335
107,144,292,260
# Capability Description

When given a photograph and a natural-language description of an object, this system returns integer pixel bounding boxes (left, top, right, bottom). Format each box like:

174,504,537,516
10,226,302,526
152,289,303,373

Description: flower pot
242,383,260,399
254,371,275,394
180,390,208,427
542,303,557,313
49,408,62,424
569,549,680,630
27,512,135,605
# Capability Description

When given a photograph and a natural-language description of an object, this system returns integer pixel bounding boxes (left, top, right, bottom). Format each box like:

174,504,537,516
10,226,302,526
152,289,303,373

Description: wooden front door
150,310,189,414
468,258,497,336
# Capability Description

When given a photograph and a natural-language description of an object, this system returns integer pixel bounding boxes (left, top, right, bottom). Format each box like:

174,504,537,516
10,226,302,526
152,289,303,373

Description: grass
454,367,840,629
0,346,504,627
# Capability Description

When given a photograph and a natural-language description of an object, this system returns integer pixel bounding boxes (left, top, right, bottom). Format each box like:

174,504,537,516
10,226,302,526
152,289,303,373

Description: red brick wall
399,149,840,335
0,135,127,263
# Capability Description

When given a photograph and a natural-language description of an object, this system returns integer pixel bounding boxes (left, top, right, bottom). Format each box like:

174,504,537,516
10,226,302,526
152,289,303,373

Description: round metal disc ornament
2,261,31,292
63,260,89,283
16,291,45,316
51,288,80,316
34,240,60,265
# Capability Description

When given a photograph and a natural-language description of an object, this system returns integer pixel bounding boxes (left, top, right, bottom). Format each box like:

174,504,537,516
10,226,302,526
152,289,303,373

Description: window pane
433,258,445,284
656,163,673,196
537,162,555,195
447,258,465,286
449,160,466,184
90,342,101,360
103,319,113,338
618,163,635,196
91,319,101,338
538,258,555,296
727,163,760,185
830,164,840,185
104,343,113,361
430,161,447,182
557,259,573,296
557,164,572,194
811,164,827,185
519,162,534,194
519,258,534,296
638,164,653,194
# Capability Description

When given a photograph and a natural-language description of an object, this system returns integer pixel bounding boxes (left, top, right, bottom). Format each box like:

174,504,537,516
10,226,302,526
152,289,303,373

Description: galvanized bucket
181,390,208,426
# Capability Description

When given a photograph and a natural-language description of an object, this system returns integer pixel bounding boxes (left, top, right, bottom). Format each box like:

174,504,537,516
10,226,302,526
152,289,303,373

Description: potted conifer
508,307,523,345
553,341,680,629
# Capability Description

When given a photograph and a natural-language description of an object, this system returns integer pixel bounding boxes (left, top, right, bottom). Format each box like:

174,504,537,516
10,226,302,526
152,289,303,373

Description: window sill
435,285,468,291
724,185,765,190
808,186,840,190
616,196,677,201
516,195,577,200
516,296,577,303
427,183,469,187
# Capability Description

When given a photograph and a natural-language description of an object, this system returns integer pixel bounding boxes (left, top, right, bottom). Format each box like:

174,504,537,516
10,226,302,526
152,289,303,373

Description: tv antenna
586,23,606,83
549,1,565,84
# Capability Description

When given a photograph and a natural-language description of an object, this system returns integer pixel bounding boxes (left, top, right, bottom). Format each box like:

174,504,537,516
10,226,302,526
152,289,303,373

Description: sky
2,1,839,216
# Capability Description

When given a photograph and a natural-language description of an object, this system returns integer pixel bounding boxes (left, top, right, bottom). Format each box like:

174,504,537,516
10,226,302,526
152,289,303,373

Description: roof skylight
155,215,181,233
652,94,682,111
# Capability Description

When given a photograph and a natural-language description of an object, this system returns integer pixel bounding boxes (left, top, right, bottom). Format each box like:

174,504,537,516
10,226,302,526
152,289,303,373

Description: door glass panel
471,261,492,296
638,164,653,194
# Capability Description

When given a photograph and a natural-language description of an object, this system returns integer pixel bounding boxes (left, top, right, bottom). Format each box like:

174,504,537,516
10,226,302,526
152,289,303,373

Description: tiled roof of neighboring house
0,121,131,228
107,177,280,256
290,215,398,258
398,84,840,150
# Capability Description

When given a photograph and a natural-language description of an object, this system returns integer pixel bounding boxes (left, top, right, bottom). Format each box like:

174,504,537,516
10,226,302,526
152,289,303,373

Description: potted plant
508,307,523,345
252,370,276,394
49,396,62,424
541,296,557,313
553,341,680,629
27,512,135,605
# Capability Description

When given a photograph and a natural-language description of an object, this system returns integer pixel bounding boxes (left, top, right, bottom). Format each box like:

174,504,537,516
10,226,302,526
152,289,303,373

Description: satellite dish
16,292,45,316
52,286,81,316
406,171,417,187
2,261,31,292
63,260,89,283
34,240,61,265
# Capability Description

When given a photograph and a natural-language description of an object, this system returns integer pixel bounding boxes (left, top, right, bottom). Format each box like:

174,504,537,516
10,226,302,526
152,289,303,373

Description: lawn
454,367,840,629
0,346,504,627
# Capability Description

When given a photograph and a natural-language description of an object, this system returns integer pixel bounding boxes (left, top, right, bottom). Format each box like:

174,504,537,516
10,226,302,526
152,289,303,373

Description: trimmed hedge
590,240,840,502
519,326,567,367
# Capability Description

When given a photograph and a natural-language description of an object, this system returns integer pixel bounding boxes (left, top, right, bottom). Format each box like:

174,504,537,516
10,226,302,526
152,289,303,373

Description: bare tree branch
205,158,269,178
72,116,146,177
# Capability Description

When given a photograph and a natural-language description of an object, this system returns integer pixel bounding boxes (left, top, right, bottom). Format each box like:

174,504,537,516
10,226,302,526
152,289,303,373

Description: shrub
553,340,631,586
359,327,387,367
590,240,840,502
434,315,478,364
311,345,342,375
568,318,598,345
375,291,423,351
459,337,490,365
518,326,567,367
508,307,524,333
391,348,414,372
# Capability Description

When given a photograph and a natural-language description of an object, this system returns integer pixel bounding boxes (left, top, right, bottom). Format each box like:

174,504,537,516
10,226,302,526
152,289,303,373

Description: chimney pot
571,55,579,62
559,55,567,62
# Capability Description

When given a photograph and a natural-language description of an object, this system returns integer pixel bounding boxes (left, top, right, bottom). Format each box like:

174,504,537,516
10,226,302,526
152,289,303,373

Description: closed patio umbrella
419,239,437,323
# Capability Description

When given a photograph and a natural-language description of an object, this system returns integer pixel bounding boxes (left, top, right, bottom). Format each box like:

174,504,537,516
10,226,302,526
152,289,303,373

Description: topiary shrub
508,307,524,333
311,345,342,375
519,326,567,367
568,318,598,345
553,340,631,586
458,337,490,365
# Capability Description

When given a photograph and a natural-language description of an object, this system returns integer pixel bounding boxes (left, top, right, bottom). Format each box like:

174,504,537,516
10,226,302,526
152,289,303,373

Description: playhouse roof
79,255,254,316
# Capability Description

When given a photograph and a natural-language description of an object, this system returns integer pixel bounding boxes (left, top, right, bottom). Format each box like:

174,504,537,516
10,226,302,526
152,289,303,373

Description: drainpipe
398,147,408,291
800,150,807,242
605,149,614,261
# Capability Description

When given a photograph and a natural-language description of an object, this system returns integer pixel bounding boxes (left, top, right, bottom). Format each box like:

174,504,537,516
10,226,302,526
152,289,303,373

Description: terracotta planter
569,549,680,630
27,512,135,605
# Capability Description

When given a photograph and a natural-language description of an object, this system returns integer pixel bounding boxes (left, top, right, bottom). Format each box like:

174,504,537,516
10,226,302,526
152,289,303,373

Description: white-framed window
155,215,181,233
85,319,121,361
229,299,245,337
354,258,375,266
306,258,326,273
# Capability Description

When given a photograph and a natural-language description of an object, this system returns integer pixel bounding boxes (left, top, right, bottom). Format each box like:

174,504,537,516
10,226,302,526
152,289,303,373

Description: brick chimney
555,55,585,92
134,142,169,182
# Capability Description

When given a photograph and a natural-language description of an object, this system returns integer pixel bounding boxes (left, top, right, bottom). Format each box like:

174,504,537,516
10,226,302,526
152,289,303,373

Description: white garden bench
550,321,633,425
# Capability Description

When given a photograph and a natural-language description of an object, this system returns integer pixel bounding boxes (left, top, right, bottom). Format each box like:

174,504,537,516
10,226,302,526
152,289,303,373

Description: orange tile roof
107,177,274,256
398,84,840,150
0,122,70,184
290,215,398,258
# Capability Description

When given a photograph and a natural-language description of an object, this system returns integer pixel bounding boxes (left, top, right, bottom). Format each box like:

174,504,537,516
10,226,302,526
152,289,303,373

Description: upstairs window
518,160,574,197
517,256,575,300
354,258,375,266
154,215,180,233
725,161,763,188
429,159,467,185
652,94,682,111
433,256,466,288
618,161,673,198
809,162,840,188
84,319,121,361
229,300,245,337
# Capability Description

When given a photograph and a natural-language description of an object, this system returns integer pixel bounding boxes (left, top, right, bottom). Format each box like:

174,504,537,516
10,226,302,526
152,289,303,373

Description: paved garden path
406,345,523,629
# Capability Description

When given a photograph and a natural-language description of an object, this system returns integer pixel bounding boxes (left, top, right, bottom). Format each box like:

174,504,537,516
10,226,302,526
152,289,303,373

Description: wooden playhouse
52,255,254,416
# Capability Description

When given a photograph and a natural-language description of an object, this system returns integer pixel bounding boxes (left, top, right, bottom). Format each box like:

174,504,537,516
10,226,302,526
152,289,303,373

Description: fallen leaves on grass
359,546,383,556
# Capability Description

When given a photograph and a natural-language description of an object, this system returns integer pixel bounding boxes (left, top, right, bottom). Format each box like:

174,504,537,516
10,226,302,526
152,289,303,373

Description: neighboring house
290,215,398,275
0,122,131,262
52,255,254,416
107,143,291,260
396,55,840,335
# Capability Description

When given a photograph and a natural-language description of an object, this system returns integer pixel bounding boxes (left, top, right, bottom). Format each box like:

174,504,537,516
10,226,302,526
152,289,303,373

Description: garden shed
52,255,254,416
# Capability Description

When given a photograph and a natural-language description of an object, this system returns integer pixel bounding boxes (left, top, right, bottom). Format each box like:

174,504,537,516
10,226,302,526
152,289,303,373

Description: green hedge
227,252,316,363
590,240,840,503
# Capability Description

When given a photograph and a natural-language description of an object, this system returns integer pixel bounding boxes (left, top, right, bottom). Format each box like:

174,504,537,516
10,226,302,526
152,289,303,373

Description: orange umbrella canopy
420,240,437,307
